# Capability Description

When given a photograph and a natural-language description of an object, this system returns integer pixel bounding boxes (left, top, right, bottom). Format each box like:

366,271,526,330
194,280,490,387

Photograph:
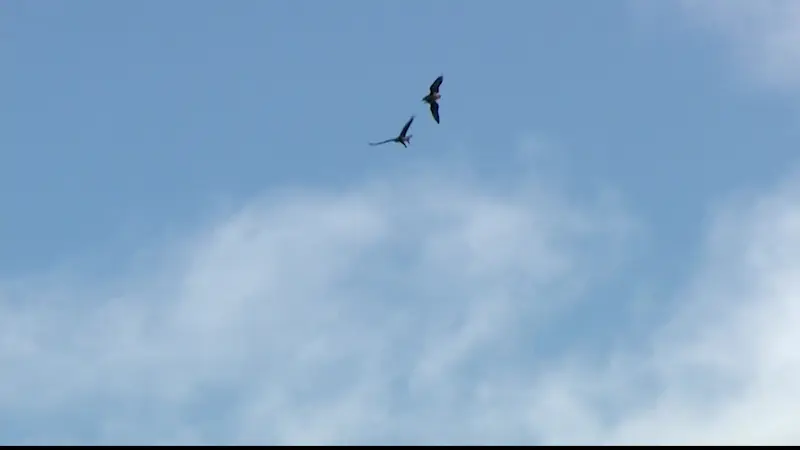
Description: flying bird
369,115,415,148
422,75,443,124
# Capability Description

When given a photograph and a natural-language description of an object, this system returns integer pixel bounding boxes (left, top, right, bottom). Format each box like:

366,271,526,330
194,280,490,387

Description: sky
3,0,800,444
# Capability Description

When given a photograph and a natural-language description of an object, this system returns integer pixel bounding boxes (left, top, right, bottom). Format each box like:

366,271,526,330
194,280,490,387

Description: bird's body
422,75,443,124
369,115,415,148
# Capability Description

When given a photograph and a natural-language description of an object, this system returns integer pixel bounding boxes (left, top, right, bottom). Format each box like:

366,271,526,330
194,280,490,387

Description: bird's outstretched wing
429,102,440,124
369,138,395,146
429,75,443,93
400,115,415,137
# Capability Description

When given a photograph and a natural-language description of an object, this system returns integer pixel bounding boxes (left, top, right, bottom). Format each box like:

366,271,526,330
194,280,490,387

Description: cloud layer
526,174,800,445
676,0,800,91
4,142,800,444
0,158,635,445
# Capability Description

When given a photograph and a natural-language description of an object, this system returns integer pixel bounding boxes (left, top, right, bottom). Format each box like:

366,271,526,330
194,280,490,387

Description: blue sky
4,0,800,445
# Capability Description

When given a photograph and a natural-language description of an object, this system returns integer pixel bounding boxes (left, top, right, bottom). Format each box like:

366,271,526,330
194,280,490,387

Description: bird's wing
429,75,443,93
369,138,395,146
429,102,440,124
400,115,415,137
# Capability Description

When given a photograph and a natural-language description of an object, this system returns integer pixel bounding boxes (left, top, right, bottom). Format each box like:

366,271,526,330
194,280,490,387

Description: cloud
0,152,636,445
672,0,800,91
5,140,800,444
517,173,800,445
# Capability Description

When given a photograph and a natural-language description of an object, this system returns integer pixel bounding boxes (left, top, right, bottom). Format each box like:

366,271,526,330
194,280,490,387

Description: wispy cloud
4,142,800,444
521,172,800,445
674,0,800,91
0,152,635,445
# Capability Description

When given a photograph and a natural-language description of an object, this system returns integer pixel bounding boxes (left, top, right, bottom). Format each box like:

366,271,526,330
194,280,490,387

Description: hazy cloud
0,155,634,445
675,0,800,91
4,145,800,444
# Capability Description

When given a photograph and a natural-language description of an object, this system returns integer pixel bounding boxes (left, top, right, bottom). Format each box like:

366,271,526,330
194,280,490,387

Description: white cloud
671,0,800,91
516,174,800,445
5,144,800,444
0,154,636,445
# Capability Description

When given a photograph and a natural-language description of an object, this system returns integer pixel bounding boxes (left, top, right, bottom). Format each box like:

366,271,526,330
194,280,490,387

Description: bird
422,75,443,124
369,115,415,148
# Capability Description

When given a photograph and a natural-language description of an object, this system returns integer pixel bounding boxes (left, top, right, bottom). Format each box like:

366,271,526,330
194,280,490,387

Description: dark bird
369,115,415,148
422,75,443,124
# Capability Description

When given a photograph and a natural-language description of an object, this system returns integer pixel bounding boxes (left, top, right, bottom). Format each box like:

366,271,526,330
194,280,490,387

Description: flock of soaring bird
369,75,443,148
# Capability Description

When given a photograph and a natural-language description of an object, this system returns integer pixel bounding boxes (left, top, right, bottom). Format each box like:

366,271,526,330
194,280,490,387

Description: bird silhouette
369,115,415,148
422,75,443,124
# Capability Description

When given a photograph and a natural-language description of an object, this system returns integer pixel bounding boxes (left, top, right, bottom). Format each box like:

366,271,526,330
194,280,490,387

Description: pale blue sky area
3,1,800,444
4,1,796,277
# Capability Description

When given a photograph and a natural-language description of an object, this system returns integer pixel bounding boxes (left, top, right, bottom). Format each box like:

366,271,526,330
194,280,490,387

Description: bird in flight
422,75,443,124
369,115,415,148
